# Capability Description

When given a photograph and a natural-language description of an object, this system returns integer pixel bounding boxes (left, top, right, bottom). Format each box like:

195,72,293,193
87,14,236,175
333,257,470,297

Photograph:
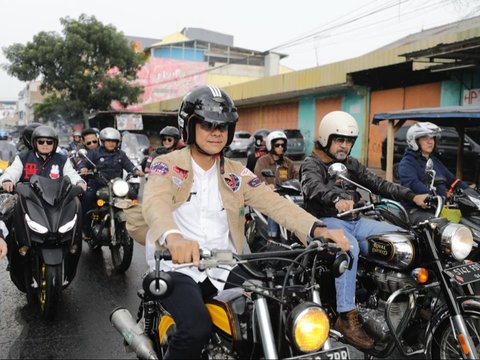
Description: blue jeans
267,217,279,238
320,217,401,313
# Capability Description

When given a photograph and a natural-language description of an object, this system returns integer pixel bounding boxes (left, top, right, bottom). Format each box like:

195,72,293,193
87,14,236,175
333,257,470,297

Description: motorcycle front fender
114,210,127,223
39,247,65,266
425,296,480,356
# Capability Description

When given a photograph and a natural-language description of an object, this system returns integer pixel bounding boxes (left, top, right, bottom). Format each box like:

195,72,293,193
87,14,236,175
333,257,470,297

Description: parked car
381,125,480,182
283,129,306,160
246,129,271,171
225,130,251,157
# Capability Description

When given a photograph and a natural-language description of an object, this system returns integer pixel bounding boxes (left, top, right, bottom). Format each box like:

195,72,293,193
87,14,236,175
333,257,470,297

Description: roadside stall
373,106,480,184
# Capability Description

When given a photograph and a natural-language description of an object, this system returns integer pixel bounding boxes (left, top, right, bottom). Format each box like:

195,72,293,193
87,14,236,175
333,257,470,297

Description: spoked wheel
431,313,480,359
37,263,62,320
110,221,134,273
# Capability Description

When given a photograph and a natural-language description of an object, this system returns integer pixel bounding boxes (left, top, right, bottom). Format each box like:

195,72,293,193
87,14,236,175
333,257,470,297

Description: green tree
2,14,144,124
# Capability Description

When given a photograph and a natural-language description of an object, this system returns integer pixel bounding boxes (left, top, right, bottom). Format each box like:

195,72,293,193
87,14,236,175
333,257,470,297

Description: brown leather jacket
253,154,298,186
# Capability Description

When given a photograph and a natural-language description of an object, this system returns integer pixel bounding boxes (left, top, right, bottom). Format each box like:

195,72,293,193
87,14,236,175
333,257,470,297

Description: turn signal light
412,268,429,284
97,199,105,207
457,333,470,356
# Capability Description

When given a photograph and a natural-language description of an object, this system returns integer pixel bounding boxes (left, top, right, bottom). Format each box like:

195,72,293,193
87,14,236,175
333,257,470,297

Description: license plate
444,262,480,285
286,346,350,360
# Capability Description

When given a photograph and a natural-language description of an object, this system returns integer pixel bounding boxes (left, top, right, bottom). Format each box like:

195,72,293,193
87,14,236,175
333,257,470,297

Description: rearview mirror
328,163,348,178
77,149,88,158
425,158,434,172
261,169,275,178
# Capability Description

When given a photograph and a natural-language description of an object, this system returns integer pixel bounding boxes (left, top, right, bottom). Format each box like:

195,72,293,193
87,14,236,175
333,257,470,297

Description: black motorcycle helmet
22,122,42,150
159,126,180,148
31,125,59,155
178,86,238,152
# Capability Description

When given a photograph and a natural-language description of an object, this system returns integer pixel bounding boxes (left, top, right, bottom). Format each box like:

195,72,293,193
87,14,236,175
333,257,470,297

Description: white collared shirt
146,158,236,290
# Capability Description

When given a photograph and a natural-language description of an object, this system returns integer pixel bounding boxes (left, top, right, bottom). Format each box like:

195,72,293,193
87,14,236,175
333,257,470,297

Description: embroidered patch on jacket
150,162,169,176
49,164,60,180
248,177,262,188
241,168,255,177
173,166,188,180
171,176,183,187
224,173,241,192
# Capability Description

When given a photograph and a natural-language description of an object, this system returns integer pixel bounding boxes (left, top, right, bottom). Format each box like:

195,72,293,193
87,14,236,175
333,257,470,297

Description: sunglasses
162,137,174,143
86,140,98,146
37,139,54,146
197,119,229,132
333,137,355,145
274,143,286,148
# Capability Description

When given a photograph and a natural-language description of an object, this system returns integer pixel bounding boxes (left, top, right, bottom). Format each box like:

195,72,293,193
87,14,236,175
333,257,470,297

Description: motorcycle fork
108,187,117,245
253,293,278,359
424,228,479,359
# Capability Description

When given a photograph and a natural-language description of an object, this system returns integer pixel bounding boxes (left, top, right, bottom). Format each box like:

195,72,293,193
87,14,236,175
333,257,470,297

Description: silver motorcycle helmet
406,122,442,151
100,127,121,145
31,125,59,155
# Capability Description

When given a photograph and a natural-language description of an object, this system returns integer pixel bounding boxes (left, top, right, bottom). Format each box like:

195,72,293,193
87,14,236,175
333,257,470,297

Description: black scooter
8,175,83,320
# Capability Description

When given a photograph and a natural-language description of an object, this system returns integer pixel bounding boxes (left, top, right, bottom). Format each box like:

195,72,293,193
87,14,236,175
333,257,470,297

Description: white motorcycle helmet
317,111,358,158
406,122,442,151
100,127,121,142
266,130,288,152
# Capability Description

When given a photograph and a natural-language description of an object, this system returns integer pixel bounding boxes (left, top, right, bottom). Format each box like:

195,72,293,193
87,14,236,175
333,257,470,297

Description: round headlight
441,224,473,261
288,303,329,353
112,179,129,197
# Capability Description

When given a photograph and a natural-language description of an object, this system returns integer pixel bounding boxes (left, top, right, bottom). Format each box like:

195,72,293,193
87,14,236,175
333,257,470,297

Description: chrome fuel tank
366,231,417,271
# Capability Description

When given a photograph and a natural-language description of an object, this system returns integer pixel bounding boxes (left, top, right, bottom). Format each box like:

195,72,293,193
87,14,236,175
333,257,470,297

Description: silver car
225,130,251,157
284,129,306,160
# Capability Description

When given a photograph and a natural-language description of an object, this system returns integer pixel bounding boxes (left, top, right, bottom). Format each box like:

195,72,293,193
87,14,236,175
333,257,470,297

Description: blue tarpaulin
372,106,480,126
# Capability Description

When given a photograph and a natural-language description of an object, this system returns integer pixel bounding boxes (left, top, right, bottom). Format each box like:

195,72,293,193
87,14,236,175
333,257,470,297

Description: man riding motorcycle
299,110,429,350
144,126,181,173
141,85,348,359
79,127,144,239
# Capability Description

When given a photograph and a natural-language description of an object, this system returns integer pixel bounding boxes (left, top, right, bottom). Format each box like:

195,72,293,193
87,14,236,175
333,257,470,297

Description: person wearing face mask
141,86,349,359
79,127,144,240
398,122,468,223
254,130,298,240
299,111,429,350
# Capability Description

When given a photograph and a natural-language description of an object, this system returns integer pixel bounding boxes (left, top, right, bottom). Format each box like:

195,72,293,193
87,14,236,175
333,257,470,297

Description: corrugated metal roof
144,16,480,111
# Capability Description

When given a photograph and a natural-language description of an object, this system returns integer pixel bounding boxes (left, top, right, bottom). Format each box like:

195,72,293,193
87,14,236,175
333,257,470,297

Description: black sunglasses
274,143,286,148
162,137,174,143
197,119,229,132
37,139,54,145
86,140,98,146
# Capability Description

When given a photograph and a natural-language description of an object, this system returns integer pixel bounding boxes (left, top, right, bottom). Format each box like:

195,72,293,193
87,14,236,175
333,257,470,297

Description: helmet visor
197,118,229,132
194,108,238,124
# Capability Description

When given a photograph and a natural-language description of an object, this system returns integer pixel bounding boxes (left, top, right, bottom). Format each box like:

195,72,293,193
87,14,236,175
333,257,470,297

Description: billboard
136,58,208,104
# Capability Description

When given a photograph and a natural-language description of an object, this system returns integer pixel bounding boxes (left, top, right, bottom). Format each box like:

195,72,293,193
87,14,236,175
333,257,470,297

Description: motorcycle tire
110,222,134,273
38,264,62,320
431,312,480,359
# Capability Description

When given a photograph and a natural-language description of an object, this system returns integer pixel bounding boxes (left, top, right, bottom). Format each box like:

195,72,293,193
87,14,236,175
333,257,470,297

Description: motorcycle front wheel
431,313,480,359
110,221,134,273
38,263,62,320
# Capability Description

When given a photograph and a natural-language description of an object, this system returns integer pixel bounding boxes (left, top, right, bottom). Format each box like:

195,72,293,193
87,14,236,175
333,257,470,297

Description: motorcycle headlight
288,303,329,353
441,223,473,261
59,214,77,234
112,179,129,197
25,214,48,234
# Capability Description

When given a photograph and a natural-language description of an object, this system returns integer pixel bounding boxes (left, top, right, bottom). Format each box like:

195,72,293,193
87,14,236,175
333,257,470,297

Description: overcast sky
0,0,478,100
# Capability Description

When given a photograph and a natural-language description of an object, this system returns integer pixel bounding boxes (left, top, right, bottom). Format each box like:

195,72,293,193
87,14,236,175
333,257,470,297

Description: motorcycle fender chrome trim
366,232,415,270
58,214,77,234
25,214,48,234
158,315,176,345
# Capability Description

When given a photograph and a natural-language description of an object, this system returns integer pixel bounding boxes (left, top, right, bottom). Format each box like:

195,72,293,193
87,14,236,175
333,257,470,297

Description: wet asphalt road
0,157,370,359
0,243,144,359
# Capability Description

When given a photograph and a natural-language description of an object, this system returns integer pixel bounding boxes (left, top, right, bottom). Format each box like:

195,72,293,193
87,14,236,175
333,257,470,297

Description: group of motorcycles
109,159,480,359
1,133,147,320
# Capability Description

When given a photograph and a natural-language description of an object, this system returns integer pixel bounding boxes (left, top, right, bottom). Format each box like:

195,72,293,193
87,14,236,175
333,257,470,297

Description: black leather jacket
299,153,416,219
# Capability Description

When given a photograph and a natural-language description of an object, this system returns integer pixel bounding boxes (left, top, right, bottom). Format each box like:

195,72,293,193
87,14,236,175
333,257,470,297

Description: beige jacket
142,147,318,254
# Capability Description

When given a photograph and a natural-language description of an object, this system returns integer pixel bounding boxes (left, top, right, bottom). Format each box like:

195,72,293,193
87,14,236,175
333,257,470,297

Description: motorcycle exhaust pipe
110,307,158,360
